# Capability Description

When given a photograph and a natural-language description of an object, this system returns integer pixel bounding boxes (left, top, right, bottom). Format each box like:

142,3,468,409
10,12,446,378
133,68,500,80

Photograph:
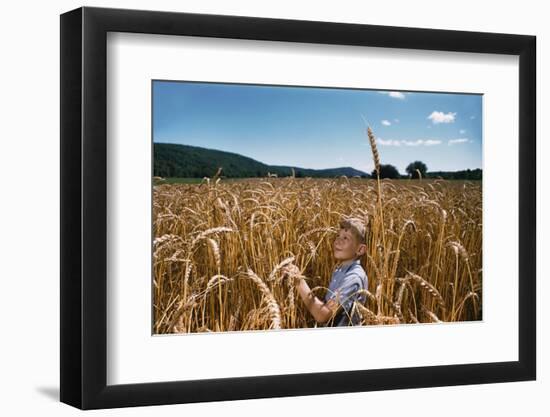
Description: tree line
372,161,482,180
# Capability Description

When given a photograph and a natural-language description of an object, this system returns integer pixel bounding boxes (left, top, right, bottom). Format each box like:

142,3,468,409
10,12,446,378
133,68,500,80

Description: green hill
153,143,370,178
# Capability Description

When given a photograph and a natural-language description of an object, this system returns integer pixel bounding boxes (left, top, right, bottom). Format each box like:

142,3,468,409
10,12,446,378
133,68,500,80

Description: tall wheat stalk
365,123,389,292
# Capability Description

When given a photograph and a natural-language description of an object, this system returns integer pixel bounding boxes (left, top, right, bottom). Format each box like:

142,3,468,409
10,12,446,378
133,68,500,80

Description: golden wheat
245,269,282,330
153,176,482,333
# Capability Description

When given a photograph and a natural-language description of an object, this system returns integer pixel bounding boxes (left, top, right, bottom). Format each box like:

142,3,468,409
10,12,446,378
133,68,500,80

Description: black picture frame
60,6,536,410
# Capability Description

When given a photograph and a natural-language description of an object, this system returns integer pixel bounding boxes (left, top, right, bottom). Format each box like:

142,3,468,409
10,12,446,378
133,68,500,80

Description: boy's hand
281,264,304,284
325,298,340,316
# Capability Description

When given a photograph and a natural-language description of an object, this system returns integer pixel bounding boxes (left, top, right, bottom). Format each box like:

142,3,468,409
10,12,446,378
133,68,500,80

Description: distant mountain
153,143,371,178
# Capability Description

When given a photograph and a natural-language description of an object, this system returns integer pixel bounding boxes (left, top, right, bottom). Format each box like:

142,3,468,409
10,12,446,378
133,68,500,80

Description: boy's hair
339,217,367,245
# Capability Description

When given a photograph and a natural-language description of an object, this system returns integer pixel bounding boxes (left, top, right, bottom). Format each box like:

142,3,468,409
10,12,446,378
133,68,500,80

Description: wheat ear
245,269,282,330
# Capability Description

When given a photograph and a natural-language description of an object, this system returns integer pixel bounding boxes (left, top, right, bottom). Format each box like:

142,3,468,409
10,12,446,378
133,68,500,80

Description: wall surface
0,0,546,415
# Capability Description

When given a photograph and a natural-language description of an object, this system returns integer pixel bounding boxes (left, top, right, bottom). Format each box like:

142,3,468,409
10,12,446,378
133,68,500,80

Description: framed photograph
60,6,536,410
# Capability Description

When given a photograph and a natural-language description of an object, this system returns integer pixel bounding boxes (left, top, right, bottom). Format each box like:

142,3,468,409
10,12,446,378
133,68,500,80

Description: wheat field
153,174,482,334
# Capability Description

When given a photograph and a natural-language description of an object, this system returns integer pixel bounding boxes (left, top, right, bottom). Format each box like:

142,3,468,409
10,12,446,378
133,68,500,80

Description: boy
283,217,369,326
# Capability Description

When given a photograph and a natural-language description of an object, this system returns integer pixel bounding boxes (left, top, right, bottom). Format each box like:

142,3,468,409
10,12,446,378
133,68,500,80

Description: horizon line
154,141,482,174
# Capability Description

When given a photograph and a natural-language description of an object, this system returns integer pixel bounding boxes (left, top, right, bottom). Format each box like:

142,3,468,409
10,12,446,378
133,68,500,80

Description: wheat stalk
245,269,282,330
268,256,296,282
407,270,445,308
366,125,381,174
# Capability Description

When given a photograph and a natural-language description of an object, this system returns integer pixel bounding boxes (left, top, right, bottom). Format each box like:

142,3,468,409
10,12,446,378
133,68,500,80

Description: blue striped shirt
324,258,368,326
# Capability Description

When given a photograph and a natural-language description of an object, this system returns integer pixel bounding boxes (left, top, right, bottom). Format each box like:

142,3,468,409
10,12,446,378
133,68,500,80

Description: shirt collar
335,258,360,274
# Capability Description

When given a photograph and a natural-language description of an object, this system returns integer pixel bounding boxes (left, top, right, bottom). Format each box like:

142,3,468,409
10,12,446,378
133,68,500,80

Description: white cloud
403,139,423,146
379,91,406,99
427,111,457,124
377,138,401,146
448,138,470,145
377,138,442,147
381,119,391,126
389,92,405,99
394,118,400,123
459,129,466,134
403,139,442,146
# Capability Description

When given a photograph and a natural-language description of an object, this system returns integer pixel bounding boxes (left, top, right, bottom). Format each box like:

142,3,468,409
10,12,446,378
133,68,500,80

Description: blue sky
153,81,482,174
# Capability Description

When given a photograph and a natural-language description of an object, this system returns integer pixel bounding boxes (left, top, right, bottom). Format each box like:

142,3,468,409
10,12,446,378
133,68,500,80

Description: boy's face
333,228,365,261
